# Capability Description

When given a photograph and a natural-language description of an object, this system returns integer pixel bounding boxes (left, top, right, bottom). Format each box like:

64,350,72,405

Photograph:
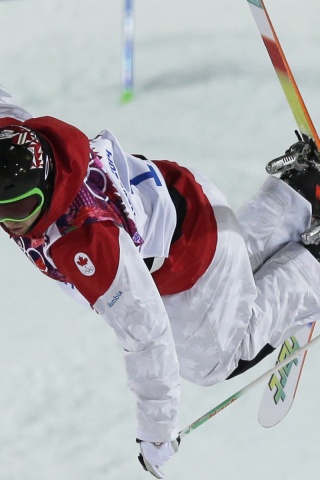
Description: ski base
258,325,314,427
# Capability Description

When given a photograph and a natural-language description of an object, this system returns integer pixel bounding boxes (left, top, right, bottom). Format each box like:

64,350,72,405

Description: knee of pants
175,343,240,387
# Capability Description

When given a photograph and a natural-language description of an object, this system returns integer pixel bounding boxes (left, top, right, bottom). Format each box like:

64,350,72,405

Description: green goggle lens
0,188,44,223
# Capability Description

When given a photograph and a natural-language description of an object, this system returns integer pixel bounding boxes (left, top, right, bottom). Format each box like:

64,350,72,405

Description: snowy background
0,0,320,478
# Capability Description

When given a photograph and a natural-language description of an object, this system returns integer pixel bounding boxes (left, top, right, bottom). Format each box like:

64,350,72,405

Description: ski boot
266,131,320,259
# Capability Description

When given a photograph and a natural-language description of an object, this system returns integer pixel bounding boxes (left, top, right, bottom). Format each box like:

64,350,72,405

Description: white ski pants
162,171,320,386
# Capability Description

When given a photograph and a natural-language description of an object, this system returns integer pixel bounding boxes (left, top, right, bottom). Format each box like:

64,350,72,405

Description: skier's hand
137,439,179,478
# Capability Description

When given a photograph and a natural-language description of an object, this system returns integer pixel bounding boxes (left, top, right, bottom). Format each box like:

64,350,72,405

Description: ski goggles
0,188,44,223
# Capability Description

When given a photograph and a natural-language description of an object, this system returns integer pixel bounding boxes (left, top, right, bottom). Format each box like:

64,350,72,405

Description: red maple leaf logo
316,184,320,200
77,256,88,267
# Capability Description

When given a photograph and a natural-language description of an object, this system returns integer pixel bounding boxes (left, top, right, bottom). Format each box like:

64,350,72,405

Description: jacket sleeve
0,84,33,121
51,221,181,442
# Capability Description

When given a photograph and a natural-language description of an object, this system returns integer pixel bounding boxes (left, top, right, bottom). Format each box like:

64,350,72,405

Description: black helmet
0,125,54,221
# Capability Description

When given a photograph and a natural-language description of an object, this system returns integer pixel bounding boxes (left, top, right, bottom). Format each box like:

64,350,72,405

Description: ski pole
121,0,134,103
178,333,320,440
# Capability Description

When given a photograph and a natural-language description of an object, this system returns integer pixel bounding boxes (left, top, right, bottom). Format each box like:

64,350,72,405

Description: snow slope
0,0,320,479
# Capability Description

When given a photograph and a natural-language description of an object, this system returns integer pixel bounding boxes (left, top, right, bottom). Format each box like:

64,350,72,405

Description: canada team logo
74,252,96,276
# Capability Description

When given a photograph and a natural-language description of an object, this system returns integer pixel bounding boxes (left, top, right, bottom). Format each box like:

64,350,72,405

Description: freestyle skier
1,84,320,478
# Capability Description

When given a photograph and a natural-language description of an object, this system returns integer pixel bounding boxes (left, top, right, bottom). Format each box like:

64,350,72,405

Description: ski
246,0,320,146
178,333,320,440
258,325,314,427
246,0,320,426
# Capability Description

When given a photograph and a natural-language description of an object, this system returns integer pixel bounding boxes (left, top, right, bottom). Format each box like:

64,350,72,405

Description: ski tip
258,402,293,428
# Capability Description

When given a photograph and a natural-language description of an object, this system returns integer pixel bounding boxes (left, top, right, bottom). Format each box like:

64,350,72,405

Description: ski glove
137,439,180,479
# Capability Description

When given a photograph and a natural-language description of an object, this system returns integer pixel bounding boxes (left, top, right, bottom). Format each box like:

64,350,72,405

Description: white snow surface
0,0,320,479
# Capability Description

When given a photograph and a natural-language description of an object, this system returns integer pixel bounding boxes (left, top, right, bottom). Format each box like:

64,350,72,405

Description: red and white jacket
0,87,217,442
